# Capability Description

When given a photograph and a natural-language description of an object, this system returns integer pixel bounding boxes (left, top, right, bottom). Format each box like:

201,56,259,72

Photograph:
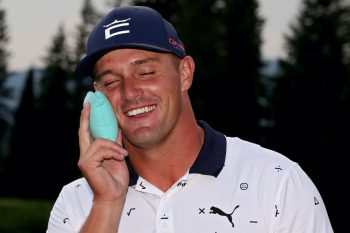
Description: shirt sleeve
46,178,93,233
46,189,76,233
273,164,334,233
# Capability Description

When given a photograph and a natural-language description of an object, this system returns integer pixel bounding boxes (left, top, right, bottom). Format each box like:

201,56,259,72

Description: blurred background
0,0,348,232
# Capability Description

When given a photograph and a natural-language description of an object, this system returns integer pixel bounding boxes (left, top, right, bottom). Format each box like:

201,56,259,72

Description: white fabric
47,137,334,233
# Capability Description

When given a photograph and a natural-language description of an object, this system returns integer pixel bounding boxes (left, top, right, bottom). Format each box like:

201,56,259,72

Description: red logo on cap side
168,37,185,52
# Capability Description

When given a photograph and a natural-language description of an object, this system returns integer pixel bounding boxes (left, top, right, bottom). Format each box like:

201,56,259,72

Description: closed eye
104,80,118,86
100,77,121,88
141,71,155,76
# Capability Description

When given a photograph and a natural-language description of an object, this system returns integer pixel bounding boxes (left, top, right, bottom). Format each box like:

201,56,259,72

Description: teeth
127,105,156,116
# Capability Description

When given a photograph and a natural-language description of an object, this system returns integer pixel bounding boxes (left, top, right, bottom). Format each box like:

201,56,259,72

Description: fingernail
122,149,128,155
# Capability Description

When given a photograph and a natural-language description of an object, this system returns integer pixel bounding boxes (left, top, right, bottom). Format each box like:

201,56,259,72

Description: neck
125,108,204,192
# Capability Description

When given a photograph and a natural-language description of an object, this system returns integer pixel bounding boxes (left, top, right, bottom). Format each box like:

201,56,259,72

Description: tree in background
133,0,179,18
174,0,228,127
0,0,11,158
270,0,350,231
175,0,264,142
220,0,264,141
3,69,38,197
272,0,350,173
105,0,129,8
33,25,81,198
74,0,101,66
70,0,101,118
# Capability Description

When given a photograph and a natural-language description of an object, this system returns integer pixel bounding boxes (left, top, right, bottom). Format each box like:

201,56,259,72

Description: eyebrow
131,57,159,66
94,70,115,81
94,57,160,80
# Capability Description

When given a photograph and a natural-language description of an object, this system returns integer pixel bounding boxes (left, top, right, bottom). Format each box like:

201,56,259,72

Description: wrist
80,196,126,233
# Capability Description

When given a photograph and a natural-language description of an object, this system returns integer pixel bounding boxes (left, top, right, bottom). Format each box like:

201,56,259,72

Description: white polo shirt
47,121,334,233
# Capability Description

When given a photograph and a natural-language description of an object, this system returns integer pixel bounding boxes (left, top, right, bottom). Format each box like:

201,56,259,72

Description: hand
78,104,129,203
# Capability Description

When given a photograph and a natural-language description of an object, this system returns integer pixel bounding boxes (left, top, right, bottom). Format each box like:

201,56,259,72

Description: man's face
93,49,185,148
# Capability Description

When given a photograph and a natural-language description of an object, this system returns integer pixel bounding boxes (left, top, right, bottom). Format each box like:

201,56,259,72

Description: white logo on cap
103,18,131,39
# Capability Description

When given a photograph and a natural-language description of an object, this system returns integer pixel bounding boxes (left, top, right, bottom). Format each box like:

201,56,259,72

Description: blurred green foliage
0,198,53,233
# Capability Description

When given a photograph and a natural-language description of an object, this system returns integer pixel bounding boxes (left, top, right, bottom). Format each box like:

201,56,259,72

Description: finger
84,138,128,160
116,127,123,147
97,139,128,158
101,143,128,160
79,104,92,157
78,147,126,171
116,129,128,158
97,148,126,162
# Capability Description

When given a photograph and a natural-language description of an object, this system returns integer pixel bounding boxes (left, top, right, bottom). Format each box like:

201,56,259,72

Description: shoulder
54,177,94,216
225,136,296,169
223,137,304,198
59,177,93,203
223,137,334,232
47,178,93,232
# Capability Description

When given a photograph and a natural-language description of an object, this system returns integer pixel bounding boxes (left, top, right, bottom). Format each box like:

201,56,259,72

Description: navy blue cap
75,6,186,77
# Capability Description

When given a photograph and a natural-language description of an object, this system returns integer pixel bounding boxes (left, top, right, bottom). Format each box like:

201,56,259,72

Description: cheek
140,79,167,96
151,82,180,101
160,80,183,109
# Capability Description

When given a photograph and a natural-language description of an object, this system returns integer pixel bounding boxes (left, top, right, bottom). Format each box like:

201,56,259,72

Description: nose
120,77,143,101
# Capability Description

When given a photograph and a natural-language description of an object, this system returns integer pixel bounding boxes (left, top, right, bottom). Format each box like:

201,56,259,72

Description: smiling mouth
126,105,156,117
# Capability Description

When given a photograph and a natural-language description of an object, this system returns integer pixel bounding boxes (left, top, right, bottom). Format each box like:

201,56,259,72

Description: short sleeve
273,164,334,233
46,189,76,233
46,178,93,233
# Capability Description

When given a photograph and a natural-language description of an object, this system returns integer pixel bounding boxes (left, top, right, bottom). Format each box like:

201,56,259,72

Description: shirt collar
127,120,227,186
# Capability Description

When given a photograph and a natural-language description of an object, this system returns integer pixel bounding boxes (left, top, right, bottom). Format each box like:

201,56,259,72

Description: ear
179,56,195,92
93,81,100,91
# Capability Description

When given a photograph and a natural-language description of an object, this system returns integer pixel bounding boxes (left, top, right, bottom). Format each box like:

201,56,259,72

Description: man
47,6,334,233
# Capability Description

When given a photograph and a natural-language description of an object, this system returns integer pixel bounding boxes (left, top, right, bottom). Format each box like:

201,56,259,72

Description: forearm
79,199,125,233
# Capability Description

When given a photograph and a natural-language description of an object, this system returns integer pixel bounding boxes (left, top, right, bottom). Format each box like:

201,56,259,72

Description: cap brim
74,44,173,77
